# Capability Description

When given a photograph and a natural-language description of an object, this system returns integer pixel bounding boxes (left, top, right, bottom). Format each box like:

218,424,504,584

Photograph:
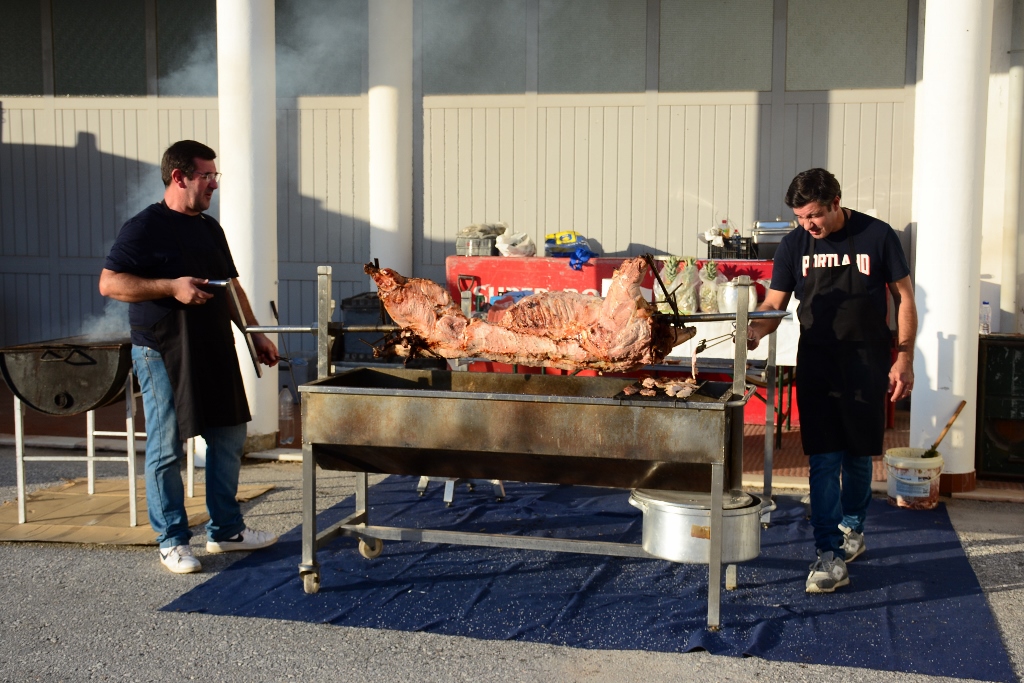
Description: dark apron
149,297,250,439
796,219,891,457
138,215,250,439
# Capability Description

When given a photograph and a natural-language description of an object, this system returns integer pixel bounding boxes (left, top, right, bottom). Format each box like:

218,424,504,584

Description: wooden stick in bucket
923,400,967,457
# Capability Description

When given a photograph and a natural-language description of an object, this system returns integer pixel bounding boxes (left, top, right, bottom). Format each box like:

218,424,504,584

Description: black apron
138,215,250,439
795,217,891,457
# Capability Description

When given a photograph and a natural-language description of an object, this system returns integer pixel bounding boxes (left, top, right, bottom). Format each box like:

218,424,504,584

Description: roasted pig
364,256,694,372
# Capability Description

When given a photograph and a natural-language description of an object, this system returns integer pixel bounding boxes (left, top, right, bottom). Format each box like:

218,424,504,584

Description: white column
217,0,278,441
911,1,994,480
368,0,414,279
1007,0,1024,333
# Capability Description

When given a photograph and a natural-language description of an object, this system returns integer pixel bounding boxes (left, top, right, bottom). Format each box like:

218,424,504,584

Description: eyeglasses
192,172,222,182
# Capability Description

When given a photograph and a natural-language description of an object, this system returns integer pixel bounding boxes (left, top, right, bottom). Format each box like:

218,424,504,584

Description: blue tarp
164,477,1015,682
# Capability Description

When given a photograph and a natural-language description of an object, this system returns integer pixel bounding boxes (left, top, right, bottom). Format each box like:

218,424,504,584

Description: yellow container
884,447,944,510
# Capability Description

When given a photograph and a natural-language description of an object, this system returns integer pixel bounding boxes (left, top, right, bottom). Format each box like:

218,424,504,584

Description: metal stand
15,373,144,526
296,268,785,630
416,476,506,505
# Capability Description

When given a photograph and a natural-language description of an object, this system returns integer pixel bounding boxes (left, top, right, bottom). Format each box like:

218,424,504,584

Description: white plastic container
884,447,944,510
980,301,991,335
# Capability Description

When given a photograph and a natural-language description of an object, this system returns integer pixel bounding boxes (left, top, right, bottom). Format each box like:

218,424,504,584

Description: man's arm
231,278,279,367
98,268,214,305
747,288,792,351
887,275,917,402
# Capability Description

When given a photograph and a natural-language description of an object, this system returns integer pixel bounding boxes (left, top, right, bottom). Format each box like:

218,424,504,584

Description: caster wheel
495,497,504,503
445,502,453,508
302,571,320,594
358,537,383,559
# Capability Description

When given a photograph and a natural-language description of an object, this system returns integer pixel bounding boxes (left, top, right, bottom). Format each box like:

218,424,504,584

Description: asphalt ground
1,448,1021,683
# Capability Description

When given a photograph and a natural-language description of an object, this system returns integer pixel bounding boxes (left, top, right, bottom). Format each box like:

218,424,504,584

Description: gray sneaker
805,550,849,593
840,525,866,562
159,545,201,574
206,527,279,554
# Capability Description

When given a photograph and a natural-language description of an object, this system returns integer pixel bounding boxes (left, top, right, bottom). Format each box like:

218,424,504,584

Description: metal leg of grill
15,396,26,524
707,461,725,630
86,411,96,494
299,441,320,593
124,374,138,527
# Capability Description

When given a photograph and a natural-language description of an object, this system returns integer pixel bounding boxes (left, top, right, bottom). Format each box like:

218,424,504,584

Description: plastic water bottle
278,386,295,445
980,301,991,335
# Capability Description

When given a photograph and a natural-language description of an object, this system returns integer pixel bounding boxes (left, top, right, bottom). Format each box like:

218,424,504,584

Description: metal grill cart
280,266,785,630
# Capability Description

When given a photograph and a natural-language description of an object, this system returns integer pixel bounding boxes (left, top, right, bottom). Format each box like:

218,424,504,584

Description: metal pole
707,461,725,630
732,277,750,398
299,440,319,588
86,410,96,494
317,267,332,380
761,330,777,526
15,396,26,524
186,439,195,499
124,373,138,527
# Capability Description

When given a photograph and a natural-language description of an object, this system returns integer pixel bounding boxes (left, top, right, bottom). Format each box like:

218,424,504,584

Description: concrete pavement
1,446,1021,683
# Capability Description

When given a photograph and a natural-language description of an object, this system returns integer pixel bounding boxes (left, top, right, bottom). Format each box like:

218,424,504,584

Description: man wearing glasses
99,140,280,574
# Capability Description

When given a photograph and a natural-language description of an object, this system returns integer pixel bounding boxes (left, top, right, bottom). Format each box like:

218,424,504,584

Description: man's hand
170,277,215,306
252,332,279,367
889,354,914,402
746,289,791,351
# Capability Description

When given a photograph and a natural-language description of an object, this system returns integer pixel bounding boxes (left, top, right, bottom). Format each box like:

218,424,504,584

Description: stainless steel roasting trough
287,266,786,629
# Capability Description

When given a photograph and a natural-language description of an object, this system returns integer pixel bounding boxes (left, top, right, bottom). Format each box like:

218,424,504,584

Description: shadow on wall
0,110,370,351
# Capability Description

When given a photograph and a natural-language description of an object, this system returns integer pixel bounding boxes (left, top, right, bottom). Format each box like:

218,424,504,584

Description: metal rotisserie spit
291,266,784,629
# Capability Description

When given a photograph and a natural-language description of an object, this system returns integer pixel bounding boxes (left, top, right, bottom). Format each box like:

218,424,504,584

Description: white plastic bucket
884,447,944,510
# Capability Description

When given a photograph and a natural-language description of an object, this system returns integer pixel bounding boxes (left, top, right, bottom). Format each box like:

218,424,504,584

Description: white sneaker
159,545,202,574
839,524,866,562
805,550,849,593
206,527,279,554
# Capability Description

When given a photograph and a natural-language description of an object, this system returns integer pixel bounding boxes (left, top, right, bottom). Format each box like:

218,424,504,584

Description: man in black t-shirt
748,168,917,593
99,140,281,574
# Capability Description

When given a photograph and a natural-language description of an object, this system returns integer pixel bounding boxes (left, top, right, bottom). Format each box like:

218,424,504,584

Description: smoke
80,298,130,342
157,30,217,97
276,0,366,97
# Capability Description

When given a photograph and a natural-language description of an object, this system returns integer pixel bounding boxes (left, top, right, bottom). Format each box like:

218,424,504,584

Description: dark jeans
808,450,873,559
132,346,247,549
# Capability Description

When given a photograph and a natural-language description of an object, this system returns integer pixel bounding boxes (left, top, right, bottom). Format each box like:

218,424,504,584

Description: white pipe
911,1,994,478
368,0,414,279
216,0,278,440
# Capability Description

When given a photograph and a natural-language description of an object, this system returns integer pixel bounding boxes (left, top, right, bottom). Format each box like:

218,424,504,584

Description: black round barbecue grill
0,336,133,416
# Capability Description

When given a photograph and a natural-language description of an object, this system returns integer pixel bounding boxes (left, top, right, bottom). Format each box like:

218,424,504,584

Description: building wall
0,0,920,351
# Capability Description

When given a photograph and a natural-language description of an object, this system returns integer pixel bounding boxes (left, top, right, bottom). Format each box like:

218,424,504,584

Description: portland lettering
802,254,871,277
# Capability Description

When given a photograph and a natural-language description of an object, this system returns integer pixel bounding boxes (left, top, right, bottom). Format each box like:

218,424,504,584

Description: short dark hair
784,168,842,209
161,140,216,187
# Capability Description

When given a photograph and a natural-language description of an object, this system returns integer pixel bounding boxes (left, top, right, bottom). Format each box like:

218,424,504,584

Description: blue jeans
132,346,247,549
808,450,873,559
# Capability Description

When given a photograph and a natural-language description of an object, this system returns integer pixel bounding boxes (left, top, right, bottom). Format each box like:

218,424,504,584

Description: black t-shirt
104,202,239,348
769,209,910,336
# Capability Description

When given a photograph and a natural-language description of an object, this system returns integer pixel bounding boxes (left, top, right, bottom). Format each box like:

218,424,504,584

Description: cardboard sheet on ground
0,478,273,545
163,477,1015,682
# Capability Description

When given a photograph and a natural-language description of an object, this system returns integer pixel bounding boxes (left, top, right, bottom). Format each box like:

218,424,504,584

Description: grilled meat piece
365,256,694,372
